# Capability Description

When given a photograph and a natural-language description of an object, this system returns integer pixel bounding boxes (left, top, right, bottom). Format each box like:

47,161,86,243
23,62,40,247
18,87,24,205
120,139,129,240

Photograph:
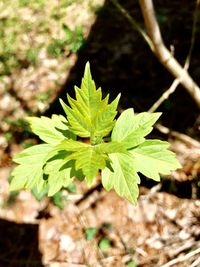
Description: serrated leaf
10,144,52,191
95,141,127,154
102,153,140,204
112,109,161,149
60,62,120,140
27,114,75,145
45,143,85,182
56,139,88,151
130,140,181,181
44,153,73,196
66,146,107,185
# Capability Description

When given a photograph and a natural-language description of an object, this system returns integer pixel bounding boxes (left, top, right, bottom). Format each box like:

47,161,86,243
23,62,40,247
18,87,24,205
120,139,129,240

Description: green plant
98,238,111,251
47,24,85,58
84,227,98,241
10,62,181,204
127,260,137,267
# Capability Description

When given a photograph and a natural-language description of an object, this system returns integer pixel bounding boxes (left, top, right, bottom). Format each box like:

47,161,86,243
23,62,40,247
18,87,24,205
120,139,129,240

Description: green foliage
47,24,85,58
127,260,137,267
51,191,67,210
84,227,98,241
130,140,180,181
0,0,83,76
32,185,48,201
66,183,77,193
10,62,181,204
102,153,140,204
27,114,75,145
111,108,161,149
26,48,39,65
60,62,120,141
98,238,111,251
10,144,52,191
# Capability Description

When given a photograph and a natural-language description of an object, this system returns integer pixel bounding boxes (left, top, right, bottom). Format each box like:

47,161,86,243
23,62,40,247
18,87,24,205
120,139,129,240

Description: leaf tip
84,61,92,78
59,98,65,106
154,112,162,119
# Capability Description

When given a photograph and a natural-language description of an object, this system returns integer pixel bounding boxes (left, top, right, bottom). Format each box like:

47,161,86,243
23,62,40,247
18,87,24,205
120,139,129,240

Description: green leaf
44,151,73,196
95,141,127,154
84,227,98,240
66,145,108,185
66,183,77,193
127,260,137,267
99,238,111,251
60,62,120,140
57,139,126,154
27,114,75,145
51,191,66,210
55,139,110,184
102,153,140,204
112,109,161,149
10,144,52,191
32,184,48,201
56,139,88,151
130,140,181,181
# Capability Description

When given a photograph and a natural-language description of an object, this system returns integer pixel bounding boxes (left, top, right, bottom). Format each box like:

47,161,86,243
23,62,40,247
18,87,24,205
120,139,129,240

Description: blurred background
0,0,200,266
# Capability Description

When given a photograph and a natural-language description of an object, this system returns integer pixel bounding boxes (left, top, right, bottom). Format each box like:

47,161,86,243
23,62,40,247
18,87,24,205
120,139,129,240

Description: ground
0,0,200,266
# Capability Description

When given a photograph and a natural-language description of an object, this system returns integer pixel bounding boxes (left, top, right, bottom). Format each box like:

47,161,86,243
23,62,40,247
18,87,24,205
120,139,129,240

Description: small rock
59,234,75,252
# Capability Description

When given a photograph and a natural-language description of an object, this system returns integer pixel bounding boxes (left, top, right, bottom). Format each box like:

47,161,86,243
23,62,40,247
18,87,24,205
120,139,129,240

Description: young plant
10,62,181,204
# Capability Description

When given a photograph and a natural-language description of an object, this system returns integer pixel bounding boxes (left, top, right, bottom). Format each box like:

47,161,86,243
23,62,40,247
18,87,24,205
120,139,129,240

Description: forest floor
0,0,200,266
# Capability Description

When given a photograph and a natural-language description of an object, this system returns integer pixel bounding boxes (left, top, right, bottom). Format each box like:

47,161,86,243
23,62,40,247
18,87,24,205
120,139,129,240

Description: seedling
10,62,181,204
84,227,98,241
98,238,111,251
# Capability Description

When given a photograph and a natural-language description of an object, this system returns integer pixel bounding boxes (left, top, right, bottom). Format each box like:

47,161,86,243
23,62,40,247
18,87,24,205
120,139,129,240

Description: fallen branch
148,79,180,113
139,0,200,107
160,246,200,267
148,0,200,112
155,123,200,148
190,256,200,267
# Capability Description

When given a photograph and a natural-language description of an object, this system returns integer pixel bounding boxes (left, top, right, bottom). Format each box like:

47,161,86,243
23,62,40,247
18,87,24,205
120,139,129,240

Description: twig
155,123,200,148
168,239,197,258
190,256,200,267
110,0,153,50
139,0,200,107
141,183,161,201
111,0,200,107
148,79,180,113
148,0,200,112
49,262,87,267
160,246,200,267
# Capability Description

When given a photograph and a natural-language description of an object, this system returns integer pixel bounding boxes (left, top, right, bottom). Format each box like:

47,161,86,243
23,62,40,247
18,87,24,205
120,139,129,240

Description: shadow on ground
0,219,43,267
46,0,200,136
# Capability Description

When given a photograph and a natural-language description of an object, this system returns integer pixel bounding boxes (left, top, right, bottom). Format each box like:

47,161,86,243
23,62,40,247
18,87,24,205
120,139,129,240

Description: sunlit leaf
10,144,52,191
130,140,181,181
27,114,75,145
66,146,108,185
44,150,72,196
112,108,161,149
102,153,140,204
60,62,120,140
10,62,181,205
95,141,127,154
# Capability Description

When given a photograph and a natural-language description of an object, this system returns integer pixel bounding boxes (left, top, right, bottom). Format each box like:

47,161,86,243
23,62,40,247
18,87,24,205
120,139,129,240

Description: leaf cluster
10,62,181,204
